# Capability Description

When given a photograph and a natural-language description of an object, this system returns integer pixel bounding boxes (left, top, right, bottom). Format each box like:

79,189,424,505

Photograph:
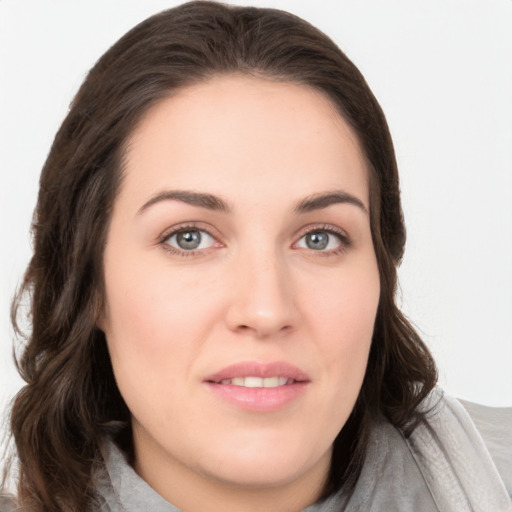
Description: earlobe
94,297,108,333
96,314,106,332
95,305,110,334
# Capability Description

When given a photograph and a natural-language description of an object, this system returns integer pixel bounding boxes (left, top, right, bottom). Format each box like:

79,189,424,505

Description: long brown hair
6,2,436,510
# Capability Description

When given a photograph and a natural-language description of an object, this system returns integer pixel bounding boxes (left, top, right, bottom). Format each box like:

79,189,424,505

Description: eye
165,228,215,251
296,229,346,252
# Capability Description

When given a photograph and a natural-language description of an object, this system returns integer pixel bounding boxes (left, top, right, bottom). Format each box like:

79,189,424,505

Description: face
100,74,380,508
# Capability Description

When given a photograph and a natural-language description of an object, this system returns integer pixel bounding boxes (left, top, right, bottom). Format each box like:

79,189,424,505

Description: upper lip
204,361,310,383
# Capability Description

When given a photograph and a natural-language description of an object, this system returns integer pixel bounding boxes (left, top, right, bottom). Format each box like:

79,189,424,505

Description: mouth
214,376,295,388
205,361,310,386
204,361,310,412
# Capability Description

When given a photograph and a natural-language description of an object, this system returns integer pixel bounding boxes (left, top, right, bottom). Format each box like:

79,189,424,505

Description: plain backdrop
1,0,511,439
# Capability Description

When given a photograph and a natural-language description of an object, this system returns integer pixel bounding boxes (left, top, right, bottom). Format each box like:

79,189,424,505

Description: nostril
235,322,293,337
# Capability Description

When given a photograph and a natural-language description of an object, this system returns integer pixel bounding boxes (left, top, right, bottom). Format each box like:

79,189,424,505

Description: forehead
121,74,370,209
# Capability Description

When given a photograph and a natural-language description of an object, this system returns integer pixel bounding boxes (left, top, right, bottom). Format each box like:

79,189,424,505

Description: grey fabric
93,441,178,512
304,420,438,512
460,399,512,499
0,496,16,512
405,390,511,511
92,390,512,511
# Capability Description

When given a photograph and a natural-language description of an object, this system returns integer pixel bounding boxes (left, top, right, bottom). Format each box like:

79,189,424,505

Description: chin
195,432,331,489
204,456,311,488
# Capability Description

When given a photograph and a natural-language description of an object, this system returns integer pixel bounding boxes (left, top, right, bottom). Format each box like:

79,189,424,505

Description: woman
2,2,511,511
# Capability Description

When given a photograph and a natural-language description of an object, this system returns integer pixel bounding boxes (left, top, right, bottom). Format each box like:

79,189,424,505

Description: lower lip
205,382,309,412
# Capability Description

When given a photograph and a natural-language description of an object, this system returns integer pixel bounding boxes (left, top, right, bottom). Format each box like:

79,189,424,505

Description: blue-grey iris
306,232,329,250
177,230,202,250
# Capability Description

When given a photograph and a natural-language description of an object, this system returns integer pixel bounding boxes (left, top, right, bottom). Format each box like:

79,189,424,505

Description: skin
100,74,380,512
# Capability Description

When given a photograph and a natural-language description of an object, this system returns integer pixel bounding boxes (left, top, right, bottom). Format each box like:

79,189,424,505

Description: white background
1,0,511,435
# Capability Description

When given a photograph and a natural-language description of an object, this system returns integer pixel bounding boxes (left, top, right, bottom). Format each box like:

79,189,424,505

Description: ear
96,313,106,332
94,292,108,333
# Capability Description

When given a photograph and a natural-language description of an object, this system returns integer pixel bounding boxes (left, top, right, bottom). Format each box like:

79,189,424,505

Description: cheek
104,255,213,339
101,274,212,434
308,258,380,343
304,258,380,397
100,257,219,395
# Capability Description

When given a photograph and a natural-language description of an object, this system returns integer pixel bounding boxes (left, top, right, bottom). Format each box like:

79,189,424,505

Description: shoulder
0,495,16,512
404,388,512,510
459,398,512,499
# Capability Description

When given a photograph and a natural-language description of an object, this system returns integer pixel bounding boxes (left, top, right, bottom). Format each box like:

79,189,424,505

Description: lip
204,361,310,412
205,361,310,383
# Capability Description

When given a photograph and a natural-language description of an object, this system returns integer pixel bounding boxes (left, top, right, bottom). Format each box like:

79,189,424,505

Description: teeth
263,377,279,387
219,376,291,388
245,376,263,387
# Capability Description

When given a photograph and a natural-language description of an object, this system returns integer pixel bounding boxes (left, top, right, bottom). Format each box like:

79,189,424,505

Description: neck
132,439,331,512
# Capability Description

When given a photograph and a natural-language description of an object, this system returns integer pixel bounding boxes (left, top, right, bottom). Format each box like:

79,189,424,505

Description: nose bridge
226,239,295,337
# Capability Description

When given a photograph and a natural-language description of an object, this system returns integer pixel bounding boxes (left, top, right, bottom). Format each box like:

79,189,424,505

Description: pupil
177,230,201,250
306,232,328,250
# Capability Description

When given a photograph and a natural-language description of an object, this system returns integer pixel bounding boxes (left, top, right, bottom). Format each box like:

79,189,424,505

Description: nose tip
225,255,296,339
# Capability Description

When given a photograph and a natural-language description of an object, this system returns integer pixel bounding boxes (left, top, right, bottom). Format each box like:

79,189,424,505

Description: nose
225,248,297,339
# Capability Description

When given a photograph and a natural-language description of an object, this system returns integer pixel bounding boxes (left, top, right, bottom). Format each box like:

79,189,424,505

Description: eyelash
158,223,351,257
293,224,352,257
158,222,222,257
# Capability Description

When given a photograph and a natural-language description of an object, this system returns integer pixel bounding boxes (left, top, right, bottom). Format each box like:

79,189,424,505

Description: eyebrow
294,190,368,215
137,188,367,216
138,190,232,215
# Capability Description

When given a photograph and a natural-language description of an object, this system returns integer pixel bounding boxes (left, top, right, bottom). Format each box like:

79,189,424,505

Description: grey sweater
92,390,512,512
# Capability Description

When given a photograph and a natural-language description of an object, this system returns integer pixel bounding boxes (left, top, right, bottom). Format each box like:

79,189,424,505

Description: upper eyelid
159,222,222,243
294,223,351,242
